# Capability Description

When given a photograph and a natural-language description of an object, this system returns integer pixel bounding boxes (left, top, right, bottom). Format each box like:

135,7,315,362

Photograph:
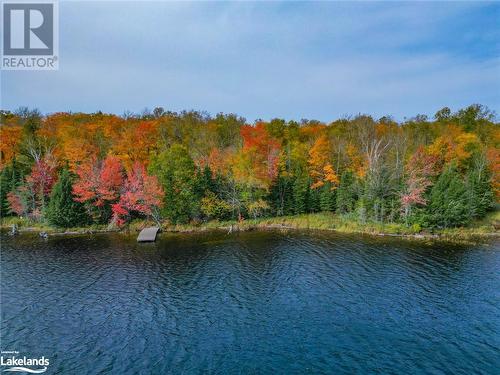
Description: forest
0,104,498,232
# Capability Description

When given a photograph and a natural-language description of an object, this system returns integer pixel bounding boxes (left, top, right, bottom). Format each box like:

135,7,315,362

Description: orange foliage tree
237,123,281,189
0,125,23,168
308,134,339,189
112,120,160,170
427,125,481,170
345,143,366,178
487,148,500,200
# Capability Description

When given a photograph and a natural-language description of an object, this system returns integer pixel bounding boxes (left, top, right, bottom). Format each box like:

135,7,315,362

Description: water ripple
1,231,499,374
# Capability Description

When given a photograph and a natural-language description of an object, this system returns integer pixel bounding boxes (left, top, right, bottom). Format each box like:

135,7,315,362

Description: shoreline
2,212,499,244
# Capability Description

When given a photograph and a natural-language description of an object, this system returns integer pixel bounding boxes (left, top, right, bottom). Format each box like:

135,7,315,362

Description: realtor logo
2,0,58,70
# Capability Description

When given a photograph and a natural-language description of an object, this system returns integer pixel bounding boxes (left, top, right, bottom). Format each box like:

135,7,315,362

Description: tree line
0,104,498,230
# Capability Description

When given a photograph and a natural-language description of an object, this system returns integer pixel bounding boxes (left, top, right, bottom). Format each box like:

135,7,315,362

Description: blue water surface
1,231,499,374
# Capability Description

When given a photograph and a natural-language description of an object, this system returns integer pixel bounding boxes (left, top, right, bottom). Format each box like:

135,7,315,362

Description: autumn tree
200,191,232,220
73,155,124,222
0,158,23,217
25,155,57,219
247,199,270,219
400,147,439,223
1,105,496,230
112,120,159,170
486,148,500,200
213,113,245,149
427,127,481,171
237,123,281,189
111,162,164,226
0,125,23,168
308,135,339,190
5,154,57,220
7,190,27,217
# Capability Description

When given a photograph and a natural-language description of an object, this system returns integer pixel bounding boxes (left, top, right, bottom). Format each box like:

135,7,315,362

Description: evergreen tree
336,170,357,214
466,154,494,219
0,171,11,218
293,173,309,214
269,175,294,216
0,158,24,217
319,183,336,212
426,164,470,228
150,144,200,224
309,186,321,213
45,168,89,227
360,167,398,222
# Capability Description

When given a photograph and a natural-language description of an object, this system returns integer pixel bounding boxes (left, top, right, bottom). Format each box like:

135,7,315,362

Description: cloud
1,1,498,122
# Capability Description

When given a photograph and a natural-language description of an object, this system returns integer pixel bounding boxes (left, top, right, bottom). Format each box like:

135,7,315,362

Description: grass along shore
2,210,499,244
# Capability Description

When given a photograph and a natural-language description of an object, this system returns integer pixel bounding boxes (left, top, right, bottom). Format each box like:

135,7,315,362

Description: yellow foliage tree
427,126,480,170
308,135,339,189
345,143,366,178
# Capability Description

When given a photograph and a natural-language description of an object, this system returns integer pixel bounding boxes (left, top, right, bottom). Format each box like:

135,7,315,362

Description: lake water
1,230,499,374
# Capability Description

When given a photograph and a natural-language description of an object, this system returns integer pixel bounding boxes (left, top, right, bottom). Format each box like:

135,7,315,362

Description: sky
1,1,499,122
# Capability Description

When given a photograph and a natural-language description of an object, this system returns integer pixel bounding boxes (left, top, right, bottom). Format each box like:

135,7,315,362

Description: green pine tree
336,170,357,214
269,175,294,216
293,173,309,214
309,186,321,213
45,168,89,227
466,154,494,219
1,165,13,217
427,164,470,228
319,183,336,212
0,158,21,217
150,144,200,224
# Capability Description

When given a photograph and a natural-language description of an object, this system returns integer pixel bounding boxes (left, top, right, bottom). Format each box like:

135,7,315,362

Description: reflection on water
1,231,499,374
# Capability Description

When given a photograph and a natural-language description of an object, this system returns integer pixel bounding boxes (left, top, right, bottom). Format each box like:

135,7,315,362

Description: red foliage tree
401,147,439,220
26,156,57,200
7,191,25,216
73,155,124,220
98,155,124,203
6,154,57,220
111,162,164,226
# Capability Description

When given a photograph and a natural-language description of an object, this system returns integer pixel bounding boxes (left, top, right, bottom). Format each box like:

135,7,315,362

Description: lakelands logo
1,0,58,70
0,352,49,373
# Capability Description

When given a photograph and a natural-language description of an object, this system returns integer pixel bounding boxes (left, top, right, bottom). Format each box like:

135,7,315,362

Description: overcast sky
1,1,499,122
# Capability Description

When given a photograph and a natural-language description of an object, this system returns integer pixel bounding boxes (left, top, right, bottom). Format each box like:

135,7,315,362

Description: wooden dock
137,227,160,242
